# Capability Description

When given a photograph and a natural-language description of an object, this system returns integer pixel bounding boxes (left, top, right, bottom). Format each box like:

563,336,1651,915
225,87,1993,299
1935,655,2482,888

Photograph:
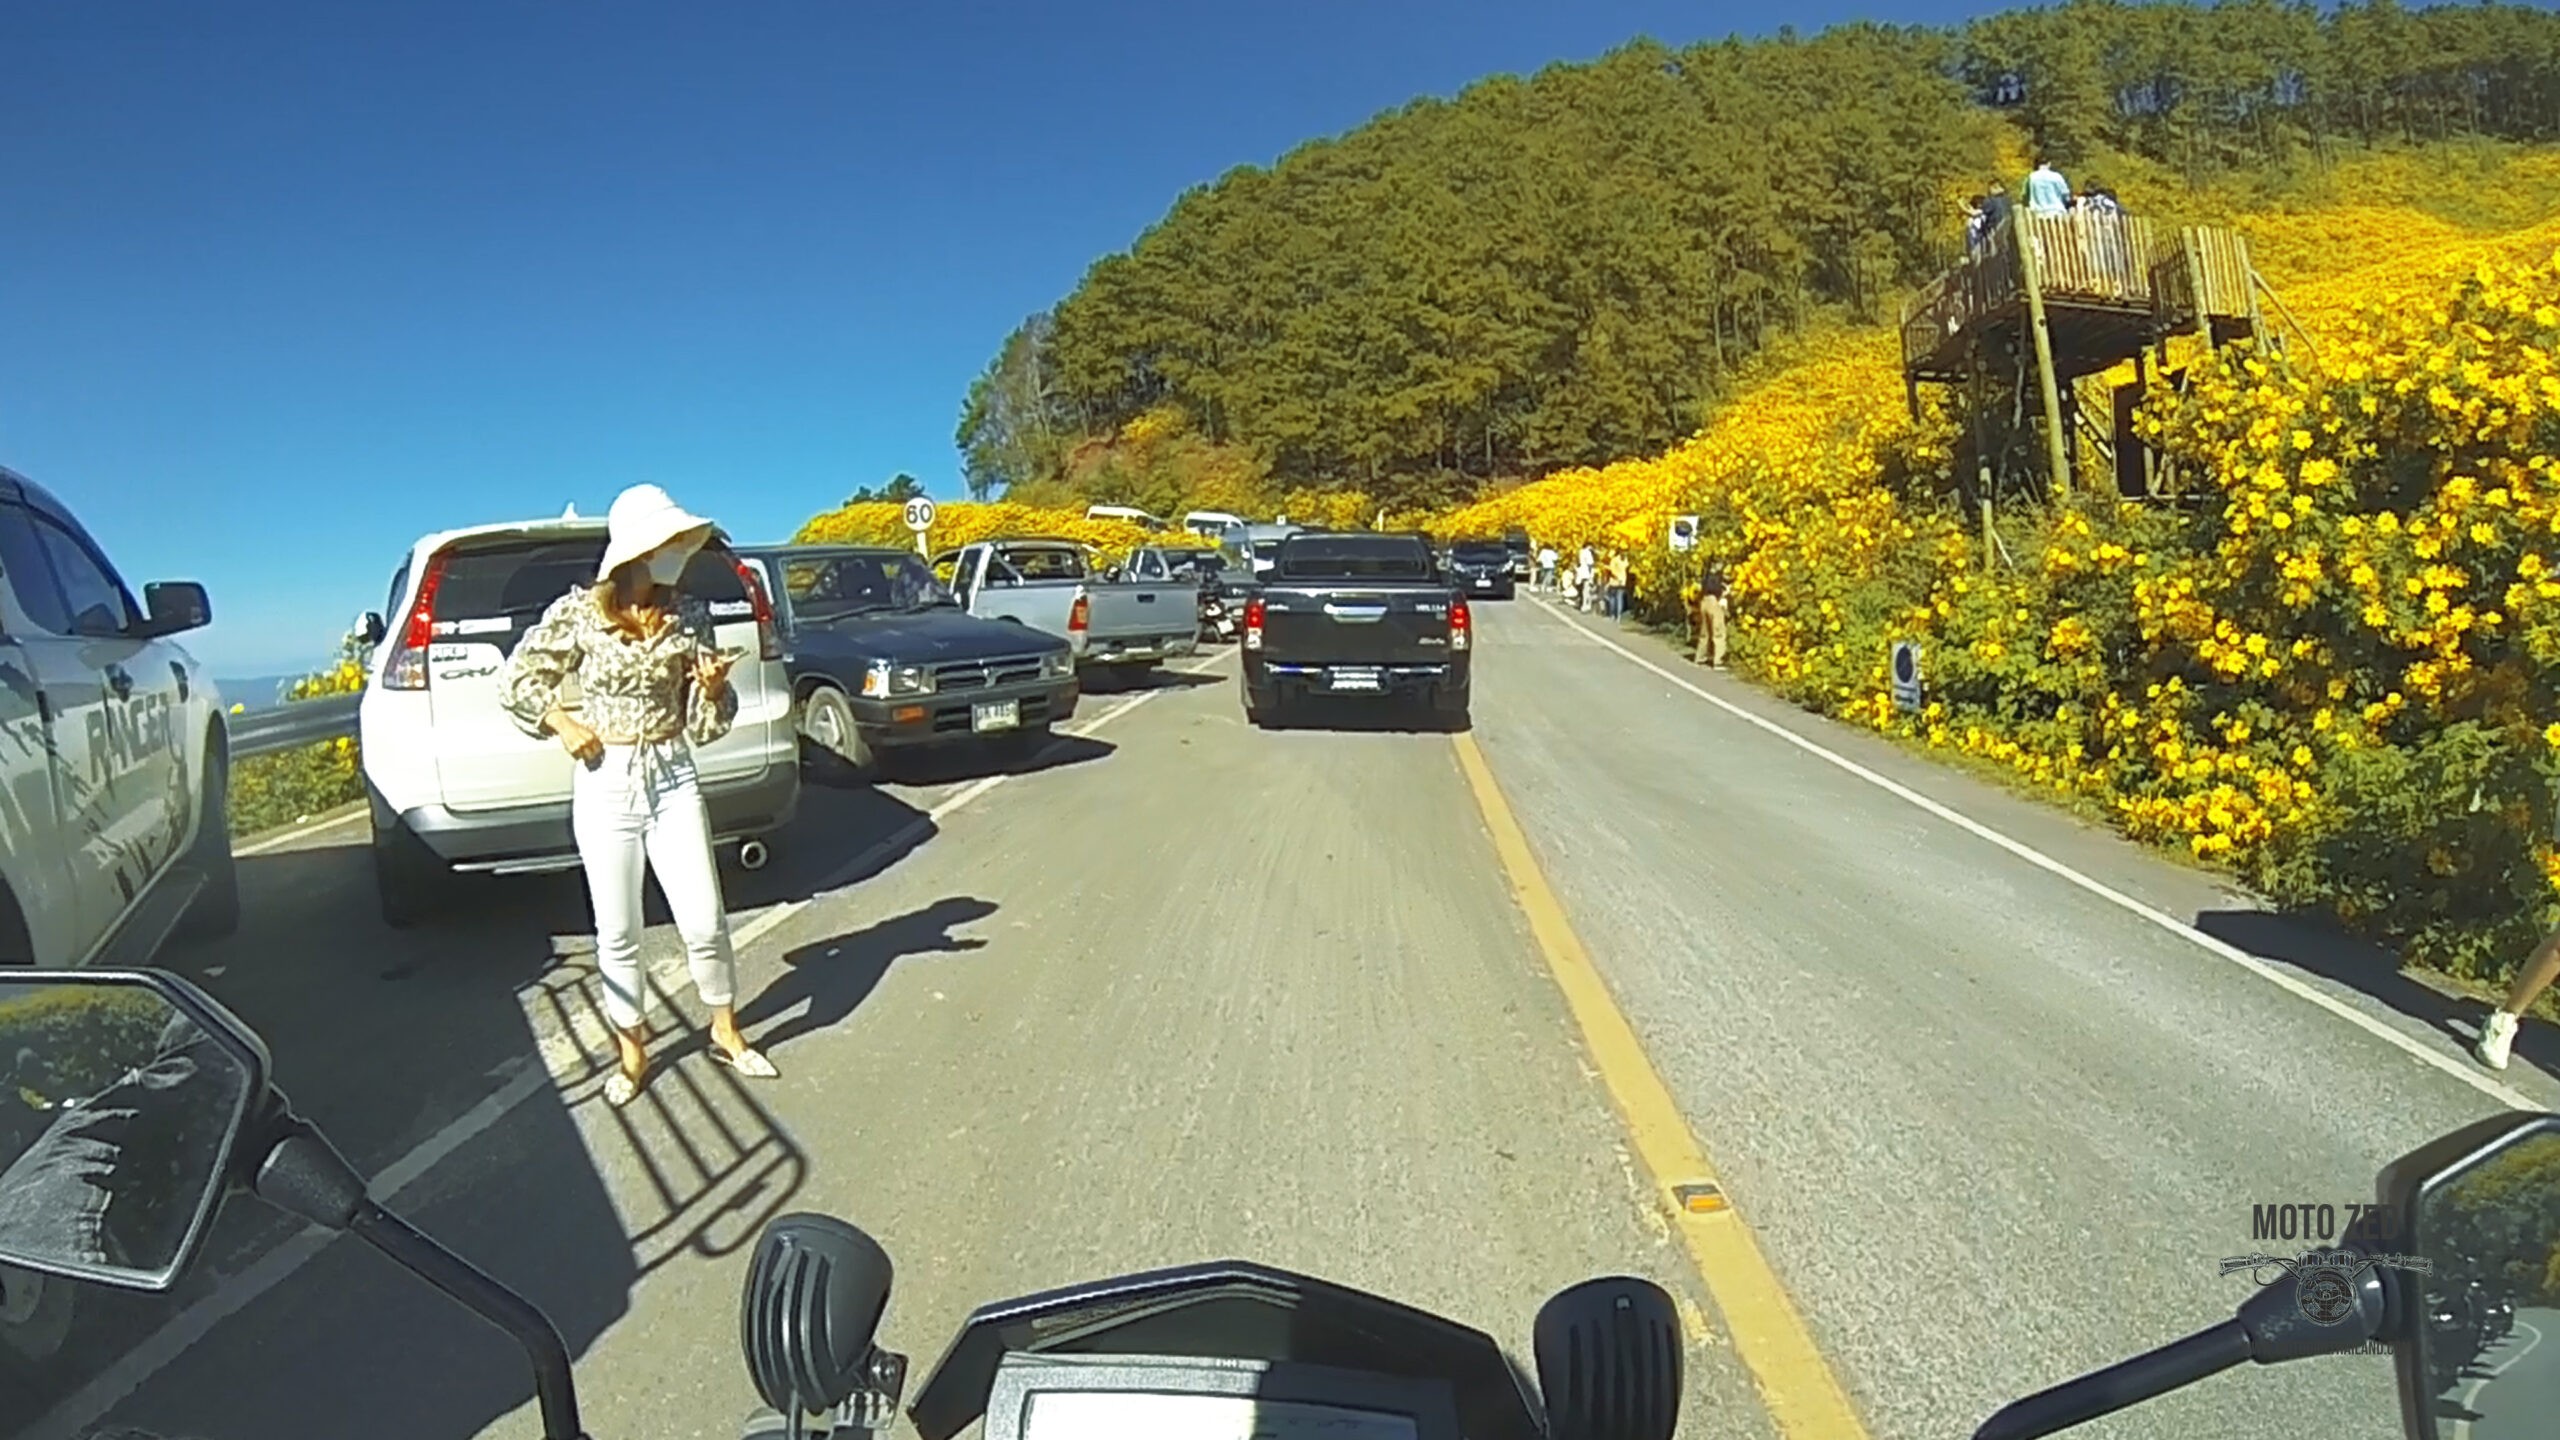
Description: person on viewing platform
2025,159,2070,217
1978,180,2012,237
498,483,777,1108
1963,196,1988,253
2476,928,2559,1070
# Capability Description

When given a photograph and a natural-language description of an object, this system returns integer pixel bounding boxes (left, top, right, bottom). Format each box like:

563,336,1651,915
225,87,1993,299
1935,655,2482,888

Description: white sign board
902,497,936,532
1669,515,1699,553
1891,641,1923,713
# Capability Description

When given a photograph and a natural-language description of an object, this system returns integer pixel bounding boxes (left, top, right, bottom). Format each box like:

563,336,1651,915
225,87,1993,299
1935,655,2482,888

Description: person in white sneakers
2475,931,2558,1070
500,484,778,1106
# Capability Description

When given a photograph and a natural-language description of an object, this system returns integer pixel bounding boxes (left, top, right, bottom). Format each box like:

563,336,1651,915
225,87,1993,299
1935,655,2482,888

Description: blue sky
1,0,1978,675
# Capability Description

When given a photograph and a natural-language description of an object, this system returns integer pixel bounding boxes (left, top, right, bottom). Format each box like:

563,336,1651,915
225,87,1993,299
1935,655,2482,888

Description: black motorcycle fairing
906,1261,1543,1440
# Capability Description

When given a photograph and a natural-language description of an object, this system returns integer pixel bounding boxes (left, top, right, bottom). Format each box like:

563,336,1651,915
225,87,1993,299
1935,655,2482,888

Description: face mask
645,547,690,588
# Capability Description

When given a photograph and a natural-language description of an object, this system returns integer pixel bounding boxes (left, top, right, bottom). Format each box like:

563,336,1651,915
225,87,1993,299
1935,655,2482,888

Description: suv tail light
732,557,783,661
1069,593,1090,634
1450,597,1472,652
381,552,450,691
1243,595,1265,651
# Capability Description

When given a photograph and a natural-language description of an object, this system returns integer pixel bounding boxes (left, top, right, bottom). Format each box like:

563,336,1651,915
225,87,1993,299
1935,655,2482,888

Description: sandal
710,1045,778,1079
604,1069,645,1108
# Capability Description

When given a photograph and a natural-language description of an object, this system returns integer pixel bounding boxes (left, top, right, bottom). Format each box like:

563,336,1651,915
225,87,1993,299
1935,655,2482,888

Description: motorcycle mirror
0,970,269,1294
2379,1109,2560,1440
1532,1275,1682,1440
743,1213,899,1430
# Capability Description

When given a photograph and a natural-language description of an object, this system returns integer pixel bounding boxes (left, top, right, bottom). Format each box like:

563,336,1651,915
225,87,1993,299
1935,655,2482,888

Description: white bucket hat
596,484,716,582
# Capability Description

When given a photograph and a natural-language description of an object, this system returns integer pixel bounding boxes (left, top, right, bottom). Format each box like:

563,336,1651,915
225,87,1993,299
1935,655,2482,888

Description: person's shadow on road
735,896,996,1052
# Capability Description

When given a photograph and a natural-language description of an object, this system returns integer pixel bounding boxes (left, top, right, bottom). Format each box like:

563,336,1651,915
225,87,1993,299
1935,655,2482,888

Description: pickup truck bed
1241,532,1470,730
940,538,1200,672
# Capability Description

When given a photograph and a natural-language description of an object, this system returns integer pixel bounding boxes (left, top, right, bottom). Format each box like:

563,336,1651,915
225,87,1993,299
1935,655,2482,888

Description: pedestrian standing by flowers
500,484,777,1107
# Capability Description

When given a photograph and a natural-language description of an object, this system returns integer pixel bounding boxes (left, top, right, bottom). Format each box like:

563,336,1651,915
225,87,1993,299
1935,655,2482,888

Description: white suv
354,512,800,928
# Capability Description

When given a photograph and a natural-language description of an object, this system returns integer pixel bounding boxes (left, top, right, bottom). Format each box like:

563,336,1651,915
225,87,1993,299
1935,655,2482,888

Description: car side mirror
0,971,270,1292
141,581,212,638
356,611,387,646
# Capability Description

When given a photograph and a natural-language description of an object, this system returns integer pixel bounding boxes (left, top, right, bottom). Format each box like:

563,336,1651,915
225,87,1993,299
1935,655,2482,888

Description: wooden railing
1901,211,2234,375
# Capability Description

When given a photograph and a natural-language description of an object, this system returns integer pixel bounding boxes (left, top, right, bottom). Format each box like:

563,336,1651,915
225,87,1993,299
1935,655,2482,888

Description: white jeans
571,740,737,1031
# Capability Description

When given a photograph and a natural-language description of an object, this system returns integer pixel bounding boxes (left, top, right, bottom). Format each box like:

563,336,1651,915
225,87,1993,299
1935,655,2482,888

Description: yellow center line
1450,730,1871,1440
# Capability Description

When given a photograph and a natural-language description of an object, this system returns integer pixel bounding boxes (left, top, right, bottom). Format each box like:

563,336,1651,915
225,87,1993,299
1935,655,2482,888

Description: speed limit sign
903,497,936,533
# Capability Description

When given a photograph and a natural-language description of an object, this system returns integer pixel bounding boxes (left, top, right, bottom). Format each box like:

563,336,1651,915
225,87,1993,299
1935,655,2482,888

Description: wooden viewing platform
1900,210,2267,502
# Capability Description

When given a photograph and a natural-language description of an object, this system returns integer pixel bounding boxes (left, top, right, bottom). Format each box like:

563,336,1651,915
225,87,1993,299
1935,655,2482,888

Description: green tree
844,473,925,506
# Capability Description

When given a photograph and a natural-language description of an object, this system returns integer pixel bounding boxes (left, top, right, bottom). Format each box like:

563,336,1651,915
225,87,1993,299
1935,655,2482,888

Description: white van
353,512,800,928
1182,510,1247,539
1083,504,1167,529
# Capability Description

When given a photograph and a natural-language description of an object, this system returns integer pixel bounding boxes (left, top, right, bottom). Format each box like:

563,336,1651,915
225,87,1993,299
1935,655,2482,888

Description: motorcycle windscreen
906,1261,1540,1440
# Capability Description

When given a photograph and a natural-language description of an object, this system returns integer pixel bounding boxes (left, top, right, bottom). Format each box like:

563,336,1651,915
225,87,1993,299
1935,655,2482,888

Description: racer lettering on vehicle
83,685,191,903
88,688,174,789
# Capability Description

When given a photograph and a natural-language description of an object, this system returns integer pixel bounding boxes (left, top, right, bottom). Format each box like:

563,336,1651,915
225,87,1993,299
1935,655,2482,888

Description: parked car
736,544,1077,779
353,512,799,929
932,537,1199,676
1504,527,1533,580
0,463,237,1372
1447,538,1517,600
1240,531,1470,730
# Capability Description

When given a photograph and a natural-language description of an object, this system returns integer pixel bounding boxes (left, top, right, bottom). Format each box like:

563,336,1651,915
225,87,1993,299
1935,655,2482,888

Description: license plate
1327,670,1382,692
972,699,1020,732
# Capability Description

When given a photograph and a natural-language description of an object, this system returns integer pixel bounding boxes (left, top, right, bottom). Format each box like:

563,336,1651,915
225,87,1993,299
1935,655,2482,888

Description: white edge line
233,805,367,857
1524,597,2540,1112
25,647,1238,1440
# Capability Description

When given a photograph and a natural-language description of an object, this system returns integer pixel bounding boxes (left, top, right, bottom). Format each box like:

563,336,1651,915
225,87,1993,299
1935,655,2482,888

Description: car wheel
369,791,442,931
174,742,241,942
797,685,873,784
0,1264,75,1374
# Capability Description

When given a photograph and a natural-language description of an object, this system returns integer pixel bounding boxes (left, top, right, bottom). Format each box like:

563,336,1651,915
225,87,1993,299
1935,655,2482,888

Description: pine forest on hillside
954,0,2560,516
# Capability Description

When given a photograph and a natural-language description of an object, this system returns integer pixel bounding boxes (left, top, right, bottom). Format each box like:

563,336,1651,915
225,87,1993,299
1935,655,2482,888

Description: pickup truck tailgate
1257,585,1453,663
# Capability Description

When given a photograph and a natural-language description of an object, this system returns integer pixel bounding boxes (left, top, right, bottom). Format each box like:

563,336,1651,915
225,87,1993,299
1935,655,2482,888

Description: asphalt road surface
6,601,2556,1440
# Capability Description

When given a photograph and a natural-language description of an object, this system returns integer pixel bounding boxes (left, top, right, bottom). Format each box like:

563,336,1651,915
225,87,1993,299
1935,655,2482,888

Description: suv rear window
1450,542,1507,563
1275,535,1433,580
427,535,749,654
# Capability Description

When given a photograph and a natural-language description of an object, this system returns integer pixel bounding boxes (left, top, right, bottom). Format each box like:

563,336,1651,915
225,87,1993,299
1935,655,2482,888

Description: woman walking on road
500,484,778,1107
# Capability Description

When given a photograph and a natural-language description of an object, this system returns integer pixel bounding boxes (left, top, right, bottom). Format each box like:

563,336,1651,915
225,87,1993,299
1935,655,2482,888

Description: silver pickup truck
934,537,1200,675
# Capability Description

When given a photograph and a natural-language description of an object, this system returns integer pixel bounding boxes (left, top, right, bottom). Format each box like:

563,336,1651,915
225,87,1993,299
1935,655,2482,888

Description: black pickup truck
737,544,1079,777
1240,531,1471,730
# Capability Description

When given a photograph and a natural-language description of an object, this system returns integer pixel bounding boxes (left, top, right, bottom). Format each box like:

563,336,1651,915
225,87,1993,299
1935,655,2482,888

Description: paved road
5,604,2554,1440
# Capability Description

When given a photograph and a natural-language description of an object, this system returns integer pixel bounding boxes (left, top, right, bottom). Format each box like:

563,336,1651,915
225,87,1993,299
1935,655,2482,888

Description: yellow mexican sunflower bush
1427,244,2560,987
793,501,1212,566
229,636,369,837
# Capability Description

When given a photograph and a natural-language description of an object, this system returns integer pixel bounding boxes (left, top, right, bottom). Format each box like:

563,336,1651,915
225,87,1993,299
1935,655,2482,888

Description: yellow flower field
229,640,370,837
794,501,1213,564
1426,191,2560,985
